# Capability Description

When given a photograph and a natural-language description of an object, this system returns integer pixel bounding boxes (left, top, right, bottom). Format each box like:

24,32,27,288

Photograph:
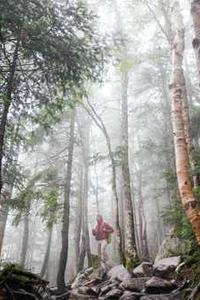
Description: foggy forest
1,0,200,299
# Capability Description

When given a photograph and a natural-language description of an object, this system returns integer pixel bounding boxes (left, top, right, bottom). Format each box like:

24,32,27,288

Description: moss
91,254,101,270
125,250,139,272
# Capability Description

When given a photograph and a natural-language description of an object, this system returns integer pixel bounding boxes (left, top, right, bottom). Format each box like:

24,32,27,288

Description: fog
1,0,200,297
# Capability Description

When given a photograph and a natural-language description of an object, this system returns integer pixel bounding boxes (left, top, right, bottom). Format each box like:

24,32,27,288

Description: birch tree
169,1,200,244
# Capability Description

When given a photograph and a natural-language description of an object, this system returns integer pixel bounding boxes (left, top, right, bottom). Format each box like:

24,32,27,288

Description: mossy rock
91,255,101,270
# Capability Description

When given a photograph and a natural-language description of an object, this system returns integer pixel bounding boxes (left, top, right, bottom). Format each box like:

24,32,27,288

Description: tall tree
191,0,200,83
57,110,75,291
77,111,92,271
0,0,104,196
84,101,125,264
169,1,200,244
74,165,83,273
20,205,30,267
120,58,137,268
41,226,53,278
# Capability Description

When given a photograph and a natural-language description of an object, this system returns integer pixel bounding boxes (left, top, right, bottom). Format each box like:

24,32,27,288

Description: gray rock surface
153,256,181,279
108,264,132,282
133,262,153,278
120,277,151,291
145,276,177,294
119,291,143,299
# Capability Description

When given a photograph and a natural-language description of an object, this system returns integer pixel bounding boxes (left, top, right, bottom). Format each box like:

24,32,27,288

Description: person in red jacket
92,214,114,263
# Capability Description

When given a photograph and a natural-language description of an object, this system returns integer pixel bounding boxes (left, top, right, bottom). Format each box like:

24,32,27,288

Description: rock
133,262,153,277
104,288,123,298
153,256,181,279
100,285,112,295
71,268,94,289
140,292,181,300
100,282,118,296
69,290,97,299
120,277,151,291
154,229,191,263
78,287,91,295
108,265,132,282
145,277,177,294
119,291,143,300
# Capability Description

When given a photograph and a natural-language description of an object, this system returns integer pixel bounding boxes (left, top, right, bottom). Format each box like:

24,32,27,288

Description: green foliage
125,250,139,271
162,168,177,190
164,200,200,286
164,200,195,241
10,166,59,228
0,0,106,176
0,262,25,273
191,106,200,140
40,189,59,229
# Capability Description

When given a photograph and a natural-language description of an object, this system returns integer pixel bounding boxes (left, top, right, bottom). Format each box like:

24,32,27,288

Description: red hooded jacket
92,215,114,241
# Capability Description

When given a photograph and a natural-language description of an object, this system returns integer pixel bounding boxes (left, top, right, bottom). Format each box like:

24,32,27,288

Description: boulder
145,277,177,294
71,268,94,289
103,288,123,298
100,284,114,295
120,291,143,300
108,265,132,282
153,256,181,279
133,262,153,277
69,290,97,299
140,292,181,300
78,287,91,295
154,229,191,263
120,277,151,291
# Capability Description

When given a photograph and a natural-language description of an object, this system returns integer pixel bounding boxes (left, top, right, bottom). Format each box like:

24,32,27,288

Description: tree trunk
41,226,53,277
0,40,19,195
137,169,149,259
121,70,137,268
0,207,8,254
85,102,125,264
74,166,83,273
77,112,92,271
170,1,200,245
57,110,75,291
191,0,200,83
20,212,30,267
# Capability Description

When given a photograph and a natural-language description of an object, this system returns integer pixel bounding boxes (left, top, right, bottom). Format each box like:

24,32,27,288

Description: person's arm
103,222,114,233
92,228,96,236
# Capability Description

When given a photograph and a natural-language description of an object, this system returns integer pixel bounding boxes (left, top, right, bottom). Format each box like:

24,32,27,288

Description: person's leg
101,239,108,262
97,241,101,262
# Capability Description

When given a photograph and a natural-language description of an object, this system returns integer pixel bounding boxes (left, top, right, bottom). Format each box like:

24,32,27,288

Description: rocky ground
69,256,200,300
0,256,199,299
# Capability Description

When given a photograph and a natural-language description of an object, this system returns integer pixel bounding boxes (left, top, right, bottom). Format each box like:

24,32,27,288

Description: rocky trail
0,256,199,299
69,256,200,300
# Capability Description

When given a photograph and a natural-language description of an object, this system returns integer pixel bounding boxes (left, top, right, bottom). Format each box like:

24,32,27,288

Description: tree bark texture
57,110,75,290
41,226,53,277
0,39,19,195
20,212,30,267
77,112,92,271
170,1,200,244
121,70,137,268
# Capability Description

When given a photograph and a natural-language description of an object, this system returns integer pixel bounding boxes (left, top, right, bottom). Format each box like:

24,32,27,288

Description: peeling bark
170,1,200,244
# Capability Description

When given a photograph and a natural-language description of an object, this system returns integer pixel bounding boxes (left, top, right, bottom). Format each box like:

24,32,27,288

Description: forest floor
0,257,200,300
